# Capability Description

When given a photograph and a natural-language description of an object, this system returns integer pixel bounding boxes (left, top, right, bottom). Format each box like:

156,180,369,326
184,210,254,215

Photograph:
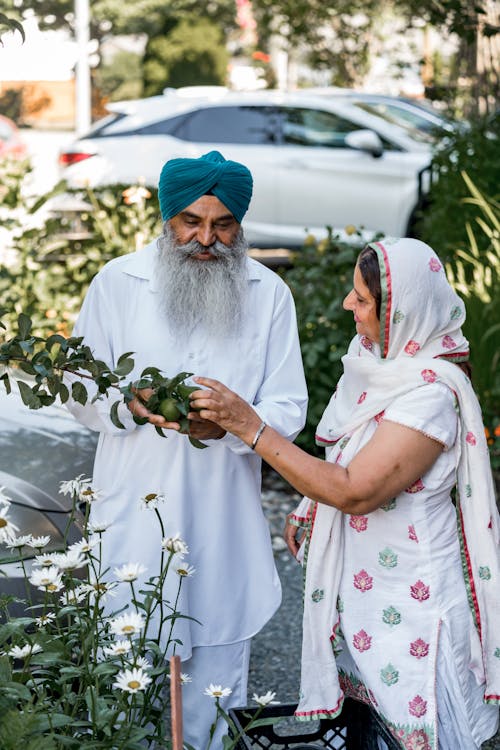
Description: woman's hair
357,244,473,380
357,245,382,319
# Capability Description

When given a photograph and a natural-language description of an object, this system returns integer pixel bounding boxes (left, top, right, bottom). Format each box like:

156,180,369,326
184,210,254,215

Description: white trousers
180,639,251,750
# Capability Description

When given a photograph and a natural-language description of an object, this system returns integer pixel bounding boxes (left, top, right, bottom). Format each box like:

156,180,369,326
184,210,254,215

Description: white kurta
66,240,308,658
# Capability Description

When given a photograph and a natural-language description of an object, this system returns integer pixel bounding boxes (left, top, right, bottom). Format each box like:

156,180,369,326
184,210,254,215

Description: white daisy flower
8,643,43,659
33,553,62,568
132,656,152,671
139,492,166,510
68,537,100,555
161,533,189,556
0,505,19,544
88,519,111,534
59,475,92,498
26,535,51,549
80,580,117,603
79,486,102,504
35,612,56,628
168,671,192,684
175,563,196,578
103,640,132,657
204,684,232,698
113,667,152,694
5,534,32,549
29,566,64,593
252,691,279,706
55,551,88,571
109,612,145,638
60,586,87,606
113,562,147,582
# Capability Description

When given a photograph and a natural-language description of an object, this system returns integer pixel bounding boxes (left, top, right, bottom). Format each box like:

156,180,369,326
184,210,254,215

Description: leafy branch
0,310,206,447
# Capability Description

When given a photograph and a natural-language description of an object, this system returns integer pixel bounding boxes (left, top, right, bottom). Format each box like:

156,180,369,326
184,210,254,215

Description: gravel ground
248,467,500,749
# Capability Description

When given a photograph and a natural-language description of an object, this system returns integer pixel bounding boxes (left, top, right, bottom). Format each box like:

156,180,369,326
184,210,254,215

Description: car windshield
348,101,440,143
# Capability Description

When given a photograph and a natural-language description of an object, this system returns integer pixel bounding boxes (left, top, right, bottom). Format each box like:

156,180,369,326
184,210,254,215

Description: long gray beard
155,223,249,339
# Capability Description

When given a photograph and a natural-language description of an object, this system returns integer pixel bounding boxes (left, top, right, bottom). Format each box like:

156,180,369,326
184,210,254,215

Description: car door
172,104,280,246
273,105,427,242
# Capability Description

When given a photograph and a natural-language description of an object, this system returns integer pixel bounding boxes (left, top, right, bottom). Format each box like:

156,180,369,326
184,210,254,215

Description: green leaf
17,313,32,340
110,400,125,429
155,426,167,438
189,436,208,449
17,380,41,409
71,381,88,405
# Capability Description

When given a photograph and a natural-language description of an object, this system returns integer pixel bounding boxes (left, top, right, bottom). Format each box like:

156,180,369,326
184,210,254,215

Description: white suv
59,87,433,248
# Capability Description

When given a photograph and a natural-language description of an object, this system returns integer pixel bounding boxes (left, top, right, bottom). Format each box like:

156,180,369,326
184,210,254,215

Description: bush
416,114,500,263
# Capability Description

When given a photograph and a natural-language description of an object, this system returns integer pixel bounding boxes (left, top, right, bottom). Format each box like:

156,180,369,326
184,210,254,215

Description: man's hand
186,410,226,440
128,387,181,430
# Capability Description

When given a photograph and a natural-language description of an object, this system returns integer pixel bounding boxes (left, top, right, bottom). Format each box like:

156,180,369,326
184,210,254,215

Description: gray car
0,383,98,615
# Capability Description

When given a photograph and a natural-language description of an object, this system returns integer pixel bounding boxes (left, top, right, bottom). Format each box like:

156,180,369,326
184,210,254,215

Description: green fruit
158,397,182,421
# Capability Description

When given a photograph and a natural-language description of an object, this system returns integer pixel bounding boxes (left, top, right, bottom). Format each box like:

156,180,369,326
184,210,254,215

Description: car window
84,113,128,138
279,107,366,147
133,113,191,136
351,102,436,143
175,106,280,144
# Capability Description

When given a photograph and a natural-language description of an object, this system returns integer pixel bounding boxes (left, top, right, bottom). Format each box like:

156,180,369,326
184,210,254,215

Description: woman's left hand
189,377,262,446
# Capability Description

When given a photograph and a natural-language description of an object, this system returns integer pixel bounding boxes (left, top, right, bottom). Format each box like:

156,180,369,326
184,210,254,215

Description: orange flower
494,425,500,437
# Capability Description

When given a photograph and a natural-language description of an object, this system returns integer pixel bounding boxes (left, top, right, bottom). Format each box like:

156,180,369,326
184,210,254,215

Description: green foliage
143,17,229,96
444,172,500,437
0,162,162,338
94,49,144,102
281,230,365,453
416,115,500,263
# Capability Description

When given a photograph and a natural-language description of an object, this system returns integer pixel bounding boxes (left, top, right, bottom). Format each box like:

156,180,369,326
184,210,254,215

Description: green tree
143,17,229,95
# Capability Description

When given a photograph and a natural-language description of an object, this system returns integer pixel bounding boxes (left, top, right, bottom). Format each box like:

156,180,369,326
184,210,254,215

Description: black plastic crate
228,699,400,750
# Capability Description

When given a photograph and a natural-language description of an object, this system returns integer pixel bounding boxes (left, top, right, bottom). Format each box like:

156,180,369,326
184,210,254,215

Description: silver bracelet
251,421,267,450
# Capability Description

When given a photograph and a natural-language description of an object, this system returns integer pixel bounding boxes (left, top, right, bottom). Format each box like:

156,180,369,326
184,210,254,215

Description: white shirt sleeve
384,382,458,450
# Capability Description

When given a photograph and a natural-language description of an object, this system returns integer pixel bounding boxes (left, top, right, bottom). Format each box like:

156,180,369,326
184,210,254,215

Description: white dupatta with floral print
295,237,500,720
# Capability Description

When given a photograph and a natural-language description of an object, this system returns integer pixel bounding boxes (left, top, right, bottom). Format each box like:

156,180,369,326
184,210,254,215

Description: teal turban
158,150,253,224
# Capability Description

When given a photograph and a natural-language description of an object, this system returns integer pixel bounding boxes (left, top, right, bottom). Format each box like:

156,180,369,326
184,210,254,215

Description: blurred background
0,1,498,491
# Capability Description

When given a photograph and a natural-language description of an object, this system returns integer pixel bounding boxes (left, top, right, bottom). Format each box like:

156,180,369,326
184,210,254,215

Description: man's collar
121,238,264,292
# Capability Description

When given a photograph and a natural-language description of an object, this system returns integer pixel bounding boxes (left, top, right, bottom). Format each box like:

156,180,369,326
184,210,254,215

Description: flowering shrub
0,478,278,748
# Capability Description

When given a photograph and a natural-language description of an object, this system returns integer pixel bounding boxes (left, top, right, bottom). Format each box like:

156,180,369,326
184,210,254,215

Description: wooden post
170,655,183,750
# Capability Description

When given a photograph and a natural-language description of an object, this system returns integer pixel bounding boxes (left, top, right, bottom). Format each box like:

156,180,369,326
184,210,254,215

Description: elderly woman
190,238,500,750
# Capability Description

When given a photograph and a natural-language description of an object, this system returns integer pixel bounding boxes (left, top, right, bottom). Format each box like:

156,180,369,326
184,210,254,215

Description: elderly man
66,150,308,748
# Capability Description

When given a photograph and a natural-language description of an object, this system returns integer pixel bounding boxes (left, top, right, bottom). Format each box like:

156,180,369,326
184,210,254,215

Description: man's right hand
128,387,181,430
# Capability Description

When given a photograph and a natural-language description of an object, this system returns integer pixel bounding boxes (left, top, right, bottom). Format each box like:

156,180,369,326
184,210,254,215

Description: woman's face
343,264,380,343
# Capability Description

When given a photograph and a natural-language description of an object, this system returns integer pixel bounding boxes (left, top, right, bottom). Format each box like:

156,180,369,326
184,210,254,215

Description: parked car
0,114,27,159
0,382,98,616
58,87,433,247
299,88,460,143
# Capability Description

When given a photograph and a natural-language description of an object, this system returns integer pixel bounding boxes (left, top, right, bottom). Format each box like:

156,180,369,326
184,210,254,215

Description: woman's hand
283,513,305,560
189,377,262,446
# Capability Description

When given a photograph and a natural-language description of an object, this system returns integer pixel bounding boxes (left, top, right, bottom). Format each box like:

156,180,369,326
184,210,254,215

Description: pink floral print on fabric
357,391,367,404
442,335,456,349
408,695,428,718
349,515,369,532
361,336,373,351
404,340,421,356
405,478,425,494
374,410,385,424
409,638,429,659
353,630,372,652
421,369,437,383
466,431,477,446
428,257,442,272
353,569,373,592
410,580,430,602
408,525,419,542
402,728,432,750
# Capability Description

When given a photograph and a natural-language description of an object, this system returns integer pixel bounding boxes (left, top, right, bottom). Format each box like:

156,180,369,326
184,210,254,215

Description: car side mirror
345,129,384,158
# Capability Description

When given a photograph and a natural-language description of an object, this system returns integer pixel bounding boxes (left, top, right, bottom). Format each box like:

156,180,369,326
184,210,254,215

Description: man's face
168,195,241,260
